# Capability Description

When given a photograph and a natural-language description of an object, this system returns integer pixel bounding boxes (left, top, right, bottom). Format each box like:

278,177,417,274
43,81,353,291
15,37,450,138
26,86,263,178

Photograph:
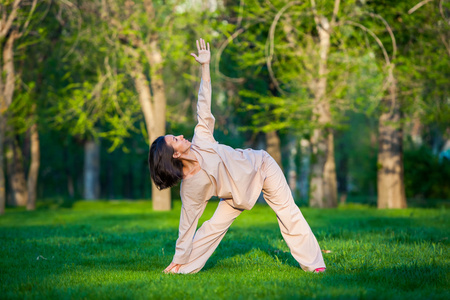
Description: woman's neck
178,148,200,178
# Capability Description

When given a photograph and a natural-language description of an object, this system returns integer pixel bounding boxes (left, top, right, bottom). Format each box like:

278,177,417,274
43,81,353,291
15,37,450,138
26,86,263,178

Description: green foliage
2,0,448,205
404,146,450,199
0,202,449,299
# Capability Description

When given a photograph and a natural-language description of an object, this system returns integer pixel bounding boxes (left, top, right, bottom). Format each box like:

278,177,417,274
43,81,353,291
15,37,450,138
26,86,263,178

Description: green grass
0,200,449,299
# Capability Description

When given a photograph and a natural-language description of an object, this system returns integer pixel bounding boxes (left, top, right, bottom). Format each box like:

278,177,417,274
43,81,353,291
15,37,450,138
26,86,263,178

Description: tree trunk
84,139,100,200
0,30,19,213
0,118,5,214
266,130,282,168
323,131,338,207
309,16,338,208
108,0,171,209
26,123,39,210
64,147,74,198
287,135,297,193
410,114,423,147
377,68,407,209
6,137,28,206
147,39,171,211
337,135,348,205
299,138,311,201
139,0,171,210
131,59,170,210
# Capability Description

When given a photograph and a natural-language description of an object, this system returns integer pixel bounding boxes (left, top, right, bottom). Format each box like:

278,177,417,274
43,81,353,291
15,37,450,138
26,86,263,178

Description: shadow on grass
1,206,449,300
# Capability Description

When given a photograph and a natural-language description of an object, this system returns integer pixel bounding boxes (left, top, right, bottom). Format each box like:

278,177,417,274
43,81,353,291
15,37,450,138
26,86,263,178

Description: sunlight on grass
1,201,449,299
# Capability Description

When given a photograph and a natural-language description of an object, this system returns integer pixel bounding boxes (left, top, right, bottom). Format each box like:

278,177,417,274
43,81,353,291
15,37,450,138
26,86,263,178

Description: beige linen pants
177,154,326,274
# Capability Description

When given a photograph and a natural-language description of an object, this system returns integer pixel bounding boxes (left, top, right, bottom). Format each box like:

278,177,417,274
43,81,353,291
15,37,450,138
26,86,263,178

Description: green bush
404,146,450,199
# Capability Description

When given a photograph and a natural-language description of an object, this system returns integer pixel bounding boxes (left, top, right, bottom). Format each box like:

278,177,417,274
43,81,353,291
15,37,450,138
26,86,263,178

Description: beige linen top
172,78,266,264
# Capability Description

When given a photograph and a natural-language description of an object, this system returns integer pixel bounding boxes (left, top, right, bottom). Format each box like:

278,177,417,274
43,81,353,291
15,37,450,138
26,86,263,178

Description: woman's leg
261,154,326,272
177,200,243,274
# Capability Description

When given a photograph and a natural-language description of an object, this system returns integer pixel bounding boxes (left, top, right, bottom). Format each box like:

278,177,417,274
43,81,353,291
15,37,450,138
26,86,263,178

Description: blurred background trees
0,0,448,214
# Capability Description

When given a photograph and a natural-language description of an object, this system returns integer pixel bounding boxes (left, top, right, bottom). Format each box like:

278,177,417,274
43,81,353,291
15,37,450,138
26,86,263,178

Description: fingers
163,262,175,273
195,38,209,51
194,38,210,60
174,264,181,273
163,262,181,274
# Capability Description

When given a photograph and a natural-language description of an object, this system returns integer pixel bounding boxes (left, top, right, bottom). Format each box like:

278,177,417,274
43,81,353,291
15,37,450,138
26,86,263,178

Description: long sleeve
193,79,216,144
172,175,213,264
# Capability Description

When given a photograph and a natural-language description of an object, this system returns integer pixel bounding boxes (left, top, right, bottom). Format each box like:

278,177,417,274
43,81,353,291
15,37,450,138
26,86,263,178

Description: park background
0,0,449,299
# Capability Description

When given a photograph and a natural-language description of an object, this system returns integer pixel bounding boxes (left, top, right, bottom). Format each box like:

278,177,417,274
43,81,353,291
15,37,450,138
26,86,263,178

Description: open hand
190,38,210,65
163,262,182,274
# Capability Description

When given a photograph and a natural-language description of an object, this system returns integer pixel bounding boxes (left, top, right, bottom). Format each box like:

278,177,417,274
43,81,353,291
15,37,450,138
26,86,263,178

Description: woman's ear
173,152,180,159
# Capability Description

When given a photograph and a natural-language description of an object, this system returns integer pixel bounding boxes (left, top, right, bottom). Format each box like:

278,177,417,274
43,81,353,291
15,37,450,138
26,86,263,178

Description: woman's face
164,135,191,158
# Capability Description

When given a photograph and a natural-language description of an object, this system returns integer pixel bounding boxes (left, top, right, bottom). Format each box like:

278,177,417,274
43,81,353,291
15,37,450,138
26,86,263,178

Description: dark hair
148,136,184,190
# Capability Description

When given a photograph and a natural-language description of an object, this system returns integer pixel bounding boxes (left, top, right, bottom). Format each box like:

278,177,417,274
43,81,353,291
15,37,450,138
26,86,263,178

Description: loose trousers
177,154,326,274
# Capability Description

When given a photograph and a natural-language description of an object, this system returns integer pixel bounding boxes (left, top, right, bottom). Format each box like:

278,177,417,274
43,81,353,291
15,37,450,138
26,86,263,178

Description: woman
149,38,326,274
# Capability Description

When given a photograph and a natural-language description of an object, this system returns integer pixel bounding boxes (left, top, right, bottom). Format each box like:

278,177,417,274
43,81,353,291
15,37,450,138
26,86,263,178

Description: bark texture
377,69,407,208
0,0,38,212
0,119,5,214
309,11,338,208
84,139,100,200
146,33,171,211
108,0,171,210
131,59,170,211
323,131,338,207
6,137,28,206
266,130,282,168
26,123,39,210
299,139,311,201
1,29,20,212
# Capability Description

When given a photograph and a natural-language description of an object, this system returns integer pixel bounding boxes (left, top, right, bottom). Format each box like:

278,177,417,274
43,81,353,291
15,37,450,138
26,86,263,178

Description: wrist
201,62,210,66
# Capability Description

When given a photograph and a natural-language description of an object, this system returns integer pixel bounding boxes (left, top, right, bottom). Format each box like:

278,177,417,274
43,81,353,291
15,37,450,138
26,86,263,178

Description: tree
99,0,172,210
0,0,41,213
47,0,141,202
221,0,377,208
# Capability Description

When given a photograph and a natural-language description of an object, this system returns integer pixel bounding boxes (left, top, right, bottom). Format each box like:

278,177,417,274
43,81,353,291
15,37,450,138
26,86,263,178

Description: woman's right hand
190,38,210,65
163,261,182,274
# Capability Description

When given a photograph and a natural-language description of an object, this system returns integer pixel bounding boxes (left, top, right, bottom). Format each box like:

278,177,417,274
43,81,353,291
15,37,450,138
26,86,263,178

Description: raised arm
191,39,215,143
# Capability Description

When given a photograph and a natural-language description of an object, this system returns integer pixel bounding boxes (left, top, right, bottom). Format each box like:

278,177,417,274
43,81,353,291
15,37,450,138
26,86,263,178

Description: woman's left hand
163,262,182,274
190,38,210,65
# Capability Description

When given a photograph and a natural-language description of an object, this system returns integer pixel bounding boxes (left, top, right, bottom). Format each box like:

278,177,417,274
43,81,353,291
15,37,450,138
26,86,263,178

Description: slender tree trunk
266,130,282,168
0,118,5,214
299,139,311,201
131,60,170,210
287,135,297,193
147,39,171,211
84,139,100,200
309,16,338,208
26,123,39,210
377,68,407,209
139,0,171,210
0,30,19,213
323,131,338,207
337,135,348,205
410,114,423,147
64,147,74,198
107,152,114,199
6,137,28,206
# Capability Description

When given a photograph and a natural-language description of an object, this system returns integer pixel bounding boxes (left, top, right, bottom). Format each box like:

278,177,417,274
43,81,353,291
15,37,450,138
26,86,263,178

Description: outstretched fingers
196,39,200,53
207,42,210,52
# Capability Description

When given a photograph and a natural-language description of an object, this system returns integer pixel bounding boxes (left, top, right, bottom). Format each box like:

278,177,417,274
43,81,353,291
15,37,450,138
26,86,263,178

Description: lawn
0,200,448,299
